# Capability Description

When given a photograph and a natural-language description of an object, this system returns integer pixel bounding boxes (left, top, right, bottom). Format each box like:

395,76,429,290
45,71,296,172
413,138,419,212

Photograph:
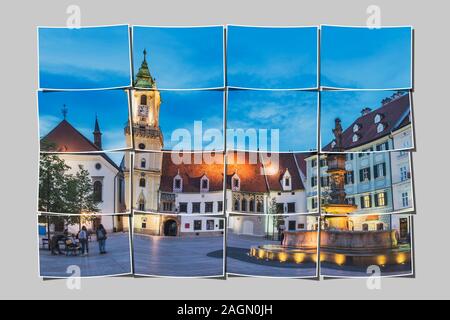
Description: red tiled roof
323,93,411,151
160,152,225,193
41,120,100,152
40,120,120,171
263,153,305,191
226,151,268,193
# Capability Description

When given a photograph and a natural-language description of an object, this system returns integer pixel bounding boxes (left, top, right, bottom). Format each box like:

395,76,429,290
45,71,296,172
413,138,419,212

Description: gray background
0,0,447,299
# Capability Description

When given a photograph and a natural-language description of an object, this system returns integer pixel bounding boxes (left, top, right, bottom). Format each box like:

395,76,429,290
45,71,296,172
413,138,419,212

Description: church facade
40,116,127,233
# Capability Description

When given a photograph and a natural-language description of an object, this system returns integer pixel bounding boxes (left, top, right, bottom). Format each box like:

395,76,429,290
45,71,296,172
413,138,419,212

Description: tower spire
93,114,102,149
134,49,155,88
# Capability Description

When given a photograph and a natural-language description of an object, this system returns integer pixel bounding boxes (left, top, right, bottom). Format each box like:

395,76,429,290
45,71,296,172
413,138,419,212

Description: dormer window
353,124,360,133
200,175,209,192
232,173,240,191
377,123,385,133
173,173,183,192
281,169,292,191
352,134,359,143
374,114,383,124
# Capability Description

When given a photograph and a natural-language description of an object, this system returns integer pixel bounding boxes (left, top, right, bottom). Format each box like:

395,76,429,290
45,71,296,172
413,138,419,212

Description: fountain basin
249,230,411,267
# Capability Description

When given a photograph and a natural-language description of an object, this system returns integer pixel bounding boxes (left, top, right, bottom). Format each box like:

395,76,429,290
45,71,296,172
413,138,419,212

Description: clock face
138,105,149,117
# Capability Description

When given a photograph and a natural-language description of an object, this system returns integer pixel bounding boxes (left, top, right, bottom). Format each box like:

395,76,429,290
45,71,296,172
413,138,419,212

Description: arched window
139,178,146,188
352,134,359,142
138,198,145,211
93,181,103,202
234,200,240,211
140,95,147,105
257,201,263,212
249,199,255,212
241,199,247,212
141,158,146,168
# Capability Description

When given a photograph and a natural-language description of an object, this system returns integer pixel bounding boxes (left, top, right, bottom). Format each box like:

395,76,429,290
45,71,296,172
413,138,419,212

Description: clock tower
124,50,163,213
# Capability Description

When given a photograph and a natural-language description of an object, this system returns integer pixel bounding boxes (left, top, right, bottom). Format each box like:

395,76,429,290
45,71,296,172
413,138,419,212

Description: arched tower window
141,158,146,168
139,177,146,188
93,181,103,202
140,95,147,105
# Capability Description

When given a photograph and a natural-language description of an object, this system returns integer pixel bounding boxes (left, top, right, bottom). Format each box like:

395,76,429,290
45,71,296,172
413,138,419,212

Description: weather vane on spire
62,104,68,120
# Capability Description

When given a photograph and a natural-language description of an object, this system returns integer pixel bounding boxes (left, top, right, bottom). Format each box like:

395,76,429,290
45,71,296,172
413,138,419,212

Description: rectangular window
345,171,354,184
298,223,305,229
162,202,173,212
320,176,329,187
202,179,208,189
402,192,409,207
276,203,284,214
311,159,317,167
359,168,371,182
192,202,201,213
361,195,372,209
179,202,188,213
376,192,387,207
320,159,327,167
285,178,290,187
194,220,202,231
287,202,296,213
206,220,214,230
311,176,318,187
217,201,223,212
141,222,146,229
374,163,386,179
219,220,224,230
288,221,296,231
311,198,318,209
346,153,354,161
174,179,181,189
205,202,213,213
400,166,409,181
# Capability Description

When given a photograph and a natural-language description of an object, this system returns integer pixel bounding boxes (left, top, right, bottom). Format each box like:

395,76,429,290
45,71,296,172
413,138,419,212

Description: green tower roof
134,49,156,88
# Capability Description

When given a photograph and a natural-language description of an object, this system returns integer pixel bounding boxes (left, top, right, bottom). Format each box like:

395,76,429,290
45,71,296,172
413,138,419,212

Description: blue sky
320,90,408,147
321,26,412,89
227,26,318,89
38,90,129,163
132,26,224,89
159,90,224,150
39,25,131,89
227,90,318,152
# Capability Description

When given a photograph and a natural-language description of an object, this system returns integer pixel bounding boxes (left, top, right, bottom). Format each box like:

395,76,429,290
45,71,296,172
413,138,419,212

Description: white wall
180,216,224,233
269,190,307,214
58,154,120,214
174,191,224,214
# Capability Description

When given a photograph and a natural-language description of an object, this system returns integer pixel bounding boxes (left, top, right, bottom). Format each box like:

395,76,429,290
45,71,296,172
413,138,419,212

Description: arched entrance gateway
163,219,178,236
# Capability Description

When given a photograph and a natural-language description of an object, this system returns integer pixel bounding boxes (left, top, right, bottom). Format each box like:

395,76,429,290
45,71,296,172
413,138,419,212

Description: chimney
361,107,372,116
93,116,102,149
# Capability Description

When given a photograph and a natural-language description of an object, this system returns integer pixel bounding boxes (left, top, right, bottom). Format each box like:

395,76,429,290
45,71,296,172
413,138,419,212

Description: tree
39,155,100,230
39,153,70,213
268,198,285,240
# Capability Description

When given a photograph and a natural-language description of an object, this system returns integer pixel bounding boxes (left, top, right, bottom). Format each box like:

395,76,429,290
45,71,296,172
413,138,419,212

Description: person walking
96,224,107,254
79,226,89,256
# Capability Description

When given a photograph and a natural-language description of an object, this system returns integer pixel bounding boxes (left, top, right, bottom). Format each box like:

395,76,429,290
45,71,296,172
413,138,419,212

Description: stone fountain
250,119,411,267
